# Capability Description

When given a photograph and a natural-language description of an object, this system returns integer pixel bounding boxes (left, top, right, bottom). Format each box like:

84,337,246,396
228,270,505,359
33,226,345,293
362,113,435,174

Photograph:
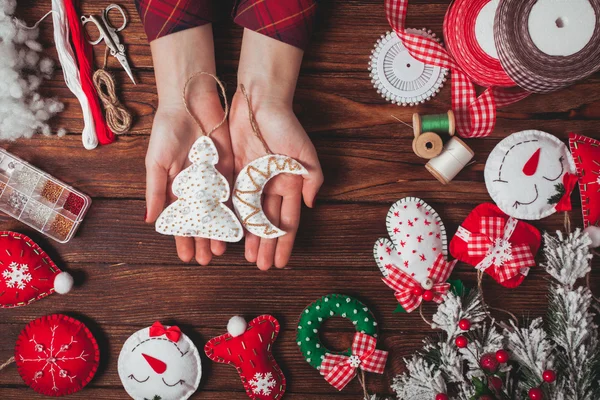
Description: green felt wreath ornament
296,294,378,370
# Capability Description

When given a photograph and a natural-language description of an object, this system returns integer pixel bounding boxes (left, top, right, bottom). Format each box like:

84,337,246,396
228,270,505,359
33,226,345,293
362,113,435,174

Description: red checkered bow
385,0,529,138
465,217,535,282
382,253,457,313
320,332,388,391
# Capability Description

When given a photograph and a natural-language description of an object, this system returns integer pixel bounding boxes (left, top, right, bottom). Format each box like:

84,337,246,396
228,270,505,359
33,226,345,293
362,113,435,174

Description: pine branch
432,291,487,342
391,355,447,399
542,229,592,288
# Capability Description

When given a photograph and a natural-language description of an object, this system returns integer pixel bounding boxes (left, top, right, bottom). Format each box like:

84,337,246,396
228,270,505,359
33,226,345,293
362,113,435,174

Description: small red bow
320,332,388,391
555,172,578,212
466,217,534,283
382,253,456,313
149,321,182,342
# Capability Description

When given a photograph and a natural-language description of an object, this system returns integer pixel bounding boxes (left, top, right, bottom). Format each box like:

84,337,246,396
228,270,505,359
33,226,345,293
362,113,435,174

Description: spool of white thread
425,137,474,184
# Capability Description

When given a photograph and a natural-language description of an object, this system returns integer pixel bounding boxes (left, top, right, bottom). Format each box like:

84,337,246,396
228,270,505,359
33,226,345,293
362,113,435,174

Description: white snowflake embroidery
2,262,32,289
488,238,513,267
19,325,88,392
249,372,276,396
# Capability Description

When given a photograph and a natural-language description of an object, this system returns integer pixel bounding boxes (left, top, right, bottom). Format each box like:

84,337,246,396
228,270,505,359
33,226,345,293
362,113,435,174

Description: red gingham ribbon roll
443,0,514,88
386,0,529,138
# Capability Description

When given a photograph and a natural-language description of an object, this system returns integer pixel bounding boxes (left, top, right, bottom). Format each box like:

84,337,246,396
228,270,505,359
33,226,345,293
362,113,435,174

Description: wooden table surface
2,1,599,399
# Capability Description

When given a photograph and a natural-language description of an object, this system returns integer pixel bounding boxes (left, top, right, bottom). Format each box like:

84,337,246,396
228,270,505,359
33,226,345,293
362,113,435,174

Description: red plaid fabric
135,0,318,49
467,217,535,282
385,0,529,138
382,253,456,313
320,332,388,391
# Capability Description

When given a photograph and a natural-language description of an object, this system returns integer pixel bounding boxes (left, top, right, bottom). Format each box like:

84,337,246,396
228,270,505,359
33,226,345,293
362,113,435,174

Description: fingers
274,191,302,268
256,194,282,271
245,233,260,263
194,238,212,265
145,163,169,223
211,240,226,257
175,237,195,263
301,166,324,208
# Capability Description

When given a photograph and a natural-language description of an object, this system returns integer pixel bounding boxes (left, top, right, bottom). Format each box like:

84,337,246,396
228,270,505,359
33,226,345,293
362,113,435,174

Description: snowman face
484,130,576,220
118,327,201,400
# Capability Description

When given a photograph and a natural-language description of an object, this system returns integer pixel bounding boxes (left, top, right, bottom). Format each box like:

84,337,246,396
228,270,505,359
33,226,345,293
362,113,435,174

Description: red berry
412,286,423,296
480,353,499,372
458,318,471,331
542,370,556,383
489,375,503,390
422,290,434,301
435,394,449,400
455,335,468,348
495,349,509,363
528,387,544,400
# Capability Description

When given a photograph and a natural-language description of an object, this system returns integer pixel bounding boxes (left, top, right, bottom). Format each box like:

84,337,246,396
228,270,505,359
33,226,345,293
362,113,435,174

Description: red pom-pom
455,335,468,348
495,349,509,363
458,318,471,331
489,376,503,390
435,394,449,400
480,353,499,372
529,387,544,400
412,286,423,296
542,370,556,383
422,290,434,302
15,314,99,396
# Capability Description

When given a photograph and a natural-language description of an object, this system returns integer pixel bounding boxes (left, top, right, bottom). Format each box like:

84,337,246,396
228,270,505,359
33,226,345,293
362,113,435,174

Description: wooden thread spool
412,131,444,159
425,137,474,184
413,110,455,138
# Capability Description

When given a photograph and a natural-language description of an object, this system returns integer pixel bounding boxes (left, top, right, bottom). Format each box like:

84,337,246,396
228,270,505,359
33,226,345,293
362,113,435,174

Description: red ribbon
149,321,182,342
320,332,388,391
382,253,457,313
555,173,578,212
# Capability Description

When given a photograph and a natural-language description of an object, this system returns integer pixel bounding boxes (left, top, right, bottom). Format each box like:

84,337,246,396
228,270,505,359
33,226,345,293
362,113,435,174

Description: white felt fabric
233,154,307,239
118,326,201,400
373,197,448,286
484,130,576,220
155,136,243,242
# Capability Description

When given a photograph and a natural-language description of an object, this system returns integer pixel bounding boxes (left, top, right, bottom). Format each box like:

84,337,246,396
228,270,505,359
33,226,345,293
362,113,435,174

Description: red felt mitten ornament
0,232,74,308
373,197,457,313
450,203,541,288
569,133,600,228
13,314,100,396
205,316,286,400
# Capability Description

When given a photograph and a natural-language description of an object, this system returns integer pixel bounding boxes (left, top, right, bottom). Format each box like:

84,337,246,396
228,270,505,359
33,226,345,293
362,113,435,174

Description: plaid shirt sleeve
234,0,318,50
135,0,215,42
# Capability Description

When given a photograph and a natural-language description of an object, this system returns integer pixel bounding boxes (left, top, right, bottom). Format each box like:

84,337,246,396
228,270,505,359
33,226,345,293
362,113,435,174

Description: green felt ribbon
296,294,379,370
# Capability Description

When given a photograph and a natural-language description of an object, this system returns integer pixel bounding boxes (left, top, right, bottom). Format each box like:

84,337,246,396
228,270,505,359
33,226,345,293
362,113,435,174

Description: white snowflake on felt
485,238,513,268
249,372,276,396
19,324,88,392
2,261,32,289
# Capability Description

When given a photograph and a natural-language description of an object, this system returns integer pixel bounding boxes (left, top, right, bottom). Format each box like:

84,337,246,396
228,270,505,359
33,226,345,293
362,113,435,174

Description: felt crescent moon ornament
569,133,600,228
118,322,202,400
373,197,457,313
205,315,286,400
155,136,243,242
233,155,308,238
450,203,542,288
0,231,74,308
14,314,100,396
484,130,577,220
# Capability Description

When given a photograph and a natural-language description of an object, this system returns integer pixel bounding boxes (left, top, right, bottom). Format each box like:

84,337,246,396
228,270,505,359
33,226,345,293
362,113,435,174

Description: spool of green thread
413,110,455,138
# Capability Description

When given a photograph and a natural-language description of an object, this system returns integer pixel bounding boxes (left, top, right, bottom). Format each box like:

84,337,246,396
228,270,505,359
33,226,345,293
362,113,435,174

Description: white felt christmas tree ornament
155,72,243,242
232,85,308,239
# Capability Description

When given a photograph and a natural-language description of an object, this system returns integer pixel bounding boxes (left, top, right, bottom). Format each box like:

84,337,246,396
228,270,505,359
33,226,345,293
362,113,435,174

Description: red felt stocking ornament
569,133,600,228
205,315,286,400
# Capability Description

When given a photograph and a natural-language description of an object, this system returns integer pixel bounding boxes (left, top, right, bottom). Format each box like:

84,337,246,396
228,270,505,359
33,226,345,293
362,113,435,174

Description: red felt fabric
569,133,600,227
0,232,61,308
205,315,286,400
15,314,100,397
450,203,541,288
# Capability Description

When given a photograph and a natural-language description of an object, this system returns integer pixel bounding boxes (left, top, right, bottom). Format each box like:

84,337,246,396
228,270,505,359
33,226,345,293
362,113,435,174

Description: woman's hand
145,25,234,265
231,29,324,270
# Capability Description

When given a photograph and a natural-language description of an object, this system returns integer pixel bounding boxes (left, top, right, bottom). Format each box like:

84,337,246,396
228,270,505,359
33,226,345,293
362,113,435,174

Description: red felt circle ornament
443,0,515,87
15,314,100,397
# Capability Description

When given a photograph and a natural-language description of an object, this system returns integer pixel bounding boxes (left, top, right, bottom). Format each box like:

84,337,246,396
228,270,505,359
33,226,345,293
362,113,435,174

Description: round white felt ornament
118,322,201,400
484,130,577,220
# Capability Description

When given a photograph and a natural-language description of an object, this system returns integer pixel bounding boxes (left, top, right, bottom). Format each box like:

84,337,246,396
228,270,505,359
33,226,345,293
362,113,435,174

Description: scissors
81,4,136,85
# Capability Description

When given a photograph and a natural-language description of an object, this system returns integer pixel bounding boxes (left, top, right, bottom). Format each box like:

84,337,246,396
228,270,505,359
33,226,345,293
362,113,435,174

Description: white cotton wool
0,1,63,140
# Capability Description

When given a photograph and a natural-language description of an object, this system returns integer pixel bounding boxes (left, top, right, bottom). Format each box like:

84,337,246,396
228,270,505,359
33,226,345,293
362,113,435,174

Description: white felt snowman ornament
118,322,201,400
485,130,577,220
